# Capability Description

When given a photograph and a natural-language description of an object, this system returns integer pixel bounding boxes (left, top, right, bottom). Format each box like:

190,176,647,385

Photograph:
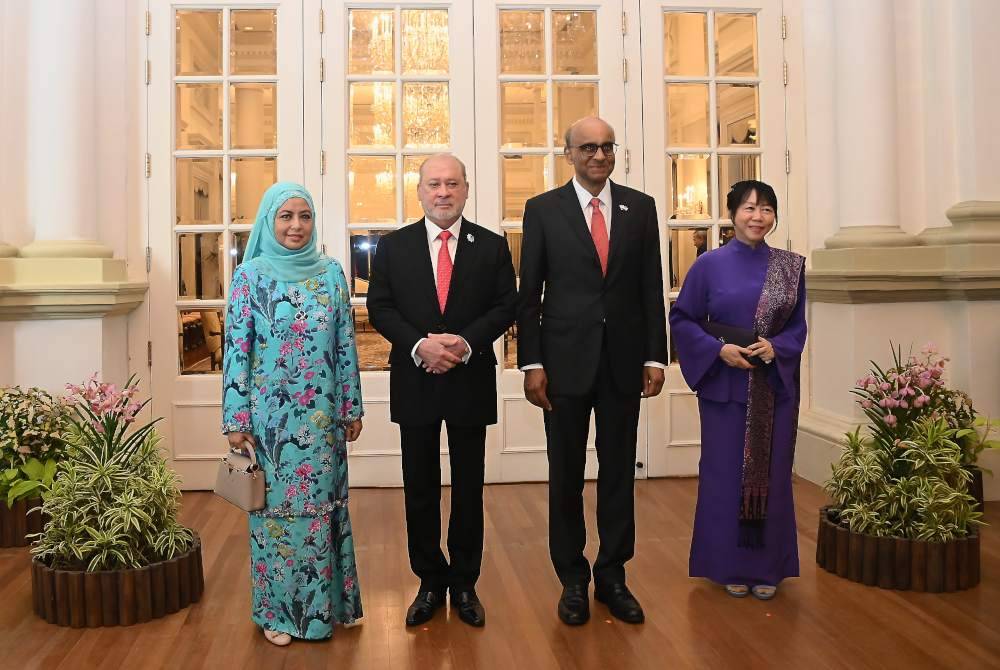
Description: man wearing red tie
367,154,516,628
517,117,668,625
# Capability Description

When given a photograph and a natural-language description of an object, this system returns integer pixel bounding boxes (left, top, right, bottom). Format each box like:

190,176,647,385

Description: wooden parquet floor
1,477,998,669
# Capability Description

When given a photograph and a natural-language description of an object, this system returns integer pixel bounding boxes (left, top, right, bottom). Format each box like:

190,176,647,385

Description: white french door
148,0,311,489
473,0,647,483
638,0,786,476
320,1,476,486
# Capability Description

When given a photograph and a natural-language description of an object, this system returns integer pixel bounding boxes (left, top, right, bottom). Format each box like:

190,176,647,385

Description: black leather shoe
557,584,590,626
452,590,486,627
595,583,644,624
405,590,446,626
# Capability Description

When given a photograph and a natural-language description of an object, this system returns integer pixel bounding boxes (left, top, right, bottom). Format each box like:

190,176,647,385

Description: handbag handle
227,441,260,472
242,440,259,470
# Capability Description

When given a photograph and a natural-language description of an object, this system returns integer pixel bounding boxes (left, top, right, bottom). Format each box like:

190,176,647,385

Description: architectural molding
0,257,146,320
822,225,922,250
807,268,1000,303
794,408,860,488
17,239,114,259
0,282,148,320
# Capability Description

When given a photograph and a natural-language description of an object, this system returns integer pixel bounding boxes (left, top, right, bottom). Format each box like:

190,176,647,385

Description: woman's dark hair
726,180,778,231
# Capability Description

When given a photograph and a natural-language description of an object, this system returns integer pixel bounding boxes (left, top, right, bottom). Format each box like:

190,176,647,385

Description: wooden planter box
816,507,980,592
31,532,203,627
0,498,44,548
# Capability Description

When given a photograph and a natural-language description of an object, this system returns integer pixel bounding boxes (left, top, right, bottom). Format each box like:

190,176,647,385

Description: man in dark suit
517,117,668,625
367,154,516,628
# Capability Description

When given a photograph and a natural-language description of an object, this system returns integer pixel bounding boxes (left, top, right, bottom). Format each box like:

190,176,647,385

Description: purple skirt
689,397,799,586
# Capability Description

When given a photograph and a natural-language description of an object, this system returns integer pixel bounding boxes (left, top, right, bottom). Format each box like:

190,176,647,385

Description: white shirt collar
572,177,612,213
424,216,463,244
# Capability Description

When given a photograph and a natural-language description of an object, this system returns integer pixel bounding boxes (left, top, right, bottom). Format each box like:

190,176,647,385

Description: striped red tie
436,230,453,312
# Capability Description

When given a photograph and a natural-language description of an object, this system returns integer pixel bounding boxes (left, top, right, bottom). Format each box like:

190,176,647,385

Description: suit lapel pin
619,204,629,212
466,233,475,243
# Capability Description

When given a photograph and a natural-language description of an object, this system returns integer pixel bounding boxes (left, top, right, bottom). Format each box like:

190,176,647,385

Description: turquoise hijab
243,181,327,281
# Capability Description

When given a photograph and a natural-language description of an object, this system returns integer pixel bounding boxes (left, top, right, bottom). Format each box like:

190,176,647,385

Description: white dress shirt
520,178,666,372
411,217,472,367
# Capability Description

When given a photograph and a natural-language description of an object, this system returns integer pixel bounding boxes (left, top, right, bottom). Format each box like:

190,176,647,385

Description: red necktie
590,197,609,276
436,230,453,312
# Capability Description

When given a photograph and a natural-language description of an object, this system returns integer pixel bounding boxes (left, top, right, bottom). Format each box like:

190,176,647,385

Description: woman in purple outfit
668,180,806,600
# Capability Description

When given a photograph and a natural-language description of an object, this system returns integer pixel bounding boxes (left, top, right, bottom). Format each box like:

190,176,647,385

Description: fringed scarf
739,247,804,549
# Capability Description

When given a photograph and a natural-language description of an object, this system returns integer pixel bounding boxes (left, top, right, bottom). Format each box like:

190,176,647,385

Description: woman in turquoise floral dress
222,182,364,646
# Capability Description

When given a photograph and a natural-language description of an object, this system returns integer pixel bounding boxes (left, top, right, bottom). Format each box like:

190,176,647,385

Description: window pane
669,154,711,219
349,156,396,224
666,83,709,147
230,9,276,75
403,83,450,149
502,155,547,222
230,83,277,149
176,84,222,150
553,82,598,147
349,231,389,296
349,82,396,149
716,13,757,77
231,157,277,225
668,227,709,291
176,10,222,76
179,308,225,375
719,226,735,246
178,232,224,300
664,12,707,76
552,11,597,75
353,308,391,371
554,154,574,187
501,83,547,149
717,84,759,146
403,155,425,223
402,10,449,75
499,11,544,75
501,230,520,369
668,301,679,362
231,231,250,274
718,154,760,215
349,10,394,76
176,158,223,226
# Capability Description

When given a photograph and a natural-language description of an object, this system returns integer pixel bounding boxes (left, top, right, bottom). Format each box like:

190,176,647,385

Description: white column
823,0,917,249
19,0,111,258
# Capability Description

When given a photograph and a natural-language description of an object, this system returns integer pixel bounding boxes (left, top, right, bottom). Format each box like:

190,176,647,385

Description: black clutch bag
699,320,763,367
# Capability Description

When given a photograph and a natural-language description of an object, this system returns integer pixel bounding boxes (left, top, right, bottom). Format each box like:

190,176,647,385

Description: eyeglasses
567,142,619,157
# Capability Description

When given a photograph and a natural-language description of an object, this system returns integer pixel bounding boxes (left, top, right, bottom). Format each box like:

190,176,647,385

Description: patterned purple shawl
739,248,804,549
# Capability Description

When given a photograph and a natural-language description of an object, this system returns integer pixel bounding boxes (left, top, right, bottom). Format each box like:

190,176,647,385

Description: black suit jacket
366,218,517,426
516,180,668,395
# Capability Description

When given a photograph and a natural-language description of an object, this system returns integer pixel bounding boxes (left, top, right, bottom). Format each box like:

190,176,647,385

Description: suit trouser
543,336,641,588
399,421,487,593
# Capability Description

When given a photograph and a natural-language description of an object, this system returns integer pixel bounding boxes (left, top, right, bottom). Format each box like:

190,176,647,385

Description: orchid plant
826,344,994,542
31,375,193,571
0,386,69,506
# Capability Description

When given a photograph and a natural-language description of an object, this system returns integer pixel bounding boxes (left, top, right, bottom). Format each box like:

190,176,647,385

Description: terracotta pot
31,531,203,627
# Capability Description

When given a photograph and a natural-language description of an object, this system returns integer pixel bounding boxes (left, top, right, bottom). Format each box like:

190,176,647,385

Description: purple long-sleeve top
668,238,807,404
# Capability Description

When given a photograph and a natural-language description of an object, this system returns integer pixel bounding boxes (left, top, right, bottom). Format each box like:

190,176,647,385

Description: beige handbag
214,443,266,512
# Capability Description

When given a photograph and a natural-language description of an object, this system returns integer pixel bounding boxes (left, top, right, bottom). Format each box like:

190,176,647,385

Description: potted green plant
0,386,69,547
818,344,993,592
30,375,204,628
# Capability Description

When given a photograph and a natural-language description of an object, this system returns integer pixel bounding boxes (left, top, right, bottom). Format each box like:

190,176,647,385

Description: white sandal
263,629,292,646
751,585,777,600
725,584,750,598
